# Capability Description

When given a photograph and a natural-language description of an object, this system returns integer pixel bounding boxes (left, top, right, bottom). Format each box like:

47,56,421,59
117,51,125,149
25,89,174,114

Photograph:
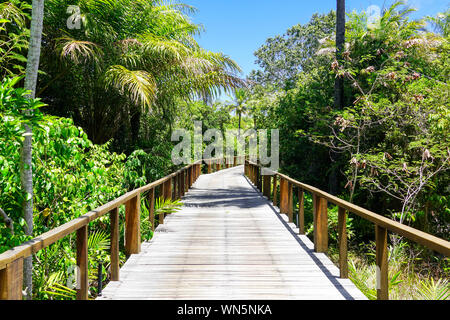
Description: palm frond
87,229,110,253
104,65,157,110
55,36,103,65
154,197,182,215
417,278,450,300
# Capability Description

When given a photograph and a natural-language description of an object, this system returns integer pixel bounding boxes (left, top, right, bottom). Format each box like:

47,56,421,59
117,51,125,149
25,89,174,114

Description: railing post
313,194,328,253
76,225,88,300
272,175,278,207
263,174,271,199
298,188,305,234
216,160,220,172
338,207,348,278
148,188,155,231
180,170,185,196
172,176,177,200
287,182,293,223
110,207,120,281
257,167,262,191
376,225,389,300
177,173,181,199
208,160,212,173
125,194,141,255
0,257,23,300
234,156,237,167
279,178,287,214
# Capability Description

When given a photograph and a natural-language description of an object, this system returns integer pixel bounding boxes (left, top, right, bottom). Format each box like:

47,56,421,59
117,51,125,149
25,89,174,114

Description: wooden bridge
1,157,449,300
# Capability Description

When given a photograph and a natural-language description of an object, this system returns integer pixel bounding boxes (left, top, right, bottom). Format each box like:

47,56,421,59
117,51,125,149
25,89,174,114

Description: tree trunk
22,0,45,300
334,0,345,110
238,112,241,133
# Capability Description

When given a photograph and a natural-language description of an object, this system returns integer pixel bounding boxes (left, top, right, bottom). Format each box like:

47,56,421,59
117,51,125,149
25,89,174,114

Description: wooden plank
272,175,278,207
313,195,328,253
376,225,388,300
338,207,348,278
76,225,88,300
125,194,141,255
0,257,23,300
298,188,304,234
148,188,155,231
279,178,288,214
110,207,120,281
287,182,293,223
99,165,366,301
180,170,185,197
263,175,271,198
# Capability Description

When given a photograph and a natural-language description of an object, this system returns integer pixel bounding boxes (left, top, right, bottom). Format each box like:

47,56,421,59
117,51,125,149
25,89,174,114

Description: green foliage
0,1,30,77
124,149,173,190
416,278,450,300
39,0,244,146
250,11,336,88
247,2,449,299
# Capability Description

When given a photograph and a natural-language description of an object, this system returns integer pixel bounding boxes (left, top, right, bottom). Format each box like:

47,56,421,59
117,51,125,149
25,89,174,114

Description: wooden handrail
0,156,243,300
244,160,450,300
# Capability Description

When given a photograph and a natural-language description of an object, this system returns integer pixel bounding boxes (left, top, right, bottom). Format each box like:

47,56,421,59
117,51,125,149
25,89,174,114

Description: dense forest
0,0,449,300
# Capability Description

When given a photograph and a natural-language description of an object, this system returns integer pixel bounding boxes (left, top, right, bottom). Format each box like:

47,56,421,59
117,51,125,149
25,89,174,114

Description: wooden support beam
263,175,271,199
172,176,177,200
180,170,185,196
148,188,155,231
279,178,288,214
257,167,262,191
298,188,305,234
125,194,141,255
110,207,120,281
313,195,328,253
0,257,23,300
376,225,389,300
272,175,278,207
287,182,293,223
76,225,88,300
338,206,348,278
159,185,164,225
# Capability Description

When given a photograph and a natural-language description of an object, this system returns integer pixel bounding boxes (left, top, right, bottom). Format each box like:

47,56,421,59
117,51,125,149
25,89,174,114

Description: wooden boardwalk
98,165,366,300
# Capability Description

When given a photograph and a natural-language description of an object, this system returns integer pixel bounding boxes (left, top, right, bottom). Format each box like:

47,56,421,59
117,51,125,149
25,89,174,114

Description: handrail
244,160,450,300
0,156,244,300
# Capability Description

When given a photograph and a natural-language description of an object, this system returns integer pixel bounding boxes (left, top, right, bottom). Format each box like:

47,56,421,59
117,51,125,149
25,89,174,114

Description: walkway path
99,165,366,300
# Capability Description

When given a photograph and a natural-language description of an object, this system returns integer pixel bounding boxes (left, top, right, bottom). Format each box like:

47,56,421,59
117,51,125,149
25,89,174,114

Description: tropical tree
228,88,249,133
38,0,244,148
249,11,336,88
21,0,45,300
0,0,30,78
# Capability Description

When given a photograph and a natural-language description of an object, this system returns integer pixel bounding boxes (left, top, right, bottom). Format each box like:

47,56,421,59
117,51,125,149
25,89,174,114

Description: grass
327,241,450,300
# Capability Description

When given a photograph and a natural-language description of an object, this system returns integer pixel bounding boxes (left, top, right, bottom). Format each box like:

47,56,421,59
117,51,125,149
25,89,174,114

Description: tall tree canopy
38,0,245,146
249,11,336,88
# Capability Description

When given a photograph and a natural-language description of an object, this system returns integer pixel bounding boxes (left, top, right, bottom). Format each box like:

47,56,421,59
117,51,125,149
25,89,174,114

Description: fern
417,278,450,300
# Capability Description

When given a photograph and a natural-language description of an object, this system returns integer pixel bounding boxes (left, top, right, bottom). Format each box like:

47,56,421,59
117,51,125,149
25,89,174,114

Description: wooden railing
244,160,450,300
0,156,244,300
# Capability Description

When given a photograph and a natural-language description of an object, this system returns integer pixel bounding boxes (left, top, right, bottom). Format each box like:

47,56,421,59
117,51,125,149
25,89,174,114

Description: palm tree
22,0,45,300
39,0,245,145
229,88,248,134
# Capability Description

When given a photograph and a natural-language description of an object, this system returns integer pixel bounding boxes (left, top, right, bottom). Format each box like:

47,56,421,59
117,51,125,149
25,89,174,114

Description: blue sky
186,0,448,101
